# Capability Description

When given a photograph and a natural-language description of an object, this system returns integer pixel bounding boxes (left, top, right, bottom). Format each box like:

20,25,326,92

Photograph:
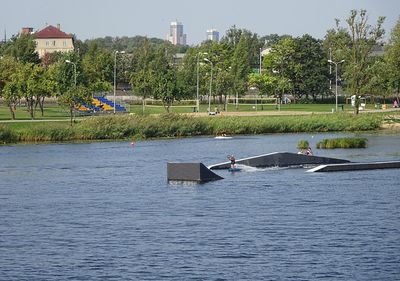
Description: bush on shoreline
316,137,368,149
0,113,383,144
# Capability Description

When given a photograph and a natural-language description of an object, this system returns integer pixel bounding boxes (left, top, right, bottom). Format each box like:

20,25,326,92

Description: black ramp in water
167,163,224,182
208,152,350,169
308,161,400,172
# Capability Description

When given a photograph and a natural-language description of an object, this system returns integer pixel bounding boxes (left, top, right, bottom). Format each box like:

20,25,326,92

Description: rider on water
228,154,236,168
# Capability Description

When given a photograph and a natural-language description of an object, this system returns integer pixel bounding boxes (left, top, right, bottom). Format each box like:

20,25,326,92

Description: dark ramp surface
167,162,223,182
308,160,400,172
209,152,350,169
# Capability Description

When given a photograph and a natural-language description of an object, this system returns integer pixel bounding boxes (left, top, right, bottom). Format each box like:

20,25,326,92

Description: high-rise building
206,29,219,42
167,21,187,45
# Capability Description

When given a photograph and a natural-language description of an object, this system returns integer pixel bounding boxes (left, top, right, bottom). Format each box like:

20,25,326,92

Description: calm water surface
1,132,400,280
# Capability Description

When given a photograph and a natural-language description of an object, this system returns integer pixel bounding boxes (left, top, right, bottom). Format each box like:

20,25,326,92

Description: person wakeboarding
227,154,236,169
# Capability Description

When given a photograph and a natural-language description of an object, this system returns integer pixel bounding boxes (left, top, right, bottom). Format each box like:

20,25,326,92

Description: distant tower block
167,21,187,45
206,29,219,42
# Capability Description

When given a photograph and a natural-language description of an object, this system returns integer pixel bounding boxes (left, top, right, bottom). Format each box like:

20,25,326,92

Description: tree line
0,9,399,121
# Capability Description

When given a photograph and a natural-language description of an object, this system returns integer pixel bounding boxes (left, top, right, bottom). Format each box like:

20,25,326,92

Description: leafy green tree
263,37,297,101
48,53,91,124
151,45,181,112
260,34,292,48
345,10,385,98
3,34,40,64
58,85,91,125
362,59,391,103
214,67,235,108
222,26,262,72
129,39,155,112
230,35,251,106
3,62,53,119
22,63,44,119
330,10,386,113
248,73,274,96
0,57,23,119
176,47,199,100
385,17,400,99
36,69,58,116
323,19,351,63
295,35,330,101
82,42,113,93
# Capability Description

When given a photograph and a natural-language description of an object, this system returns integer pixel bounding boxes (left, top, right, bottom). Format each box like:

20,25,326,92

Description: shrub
297,140,310,149
0,125,17,143
316,137,368,149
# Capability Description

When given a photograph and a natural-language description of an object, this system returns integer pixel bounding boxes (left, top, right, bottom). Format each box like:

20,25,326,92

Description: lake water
1,132,400,280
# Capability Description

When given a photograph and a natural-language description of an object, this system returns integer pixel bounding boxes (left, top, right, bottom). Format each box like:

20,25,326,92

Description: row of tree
0,9,400,121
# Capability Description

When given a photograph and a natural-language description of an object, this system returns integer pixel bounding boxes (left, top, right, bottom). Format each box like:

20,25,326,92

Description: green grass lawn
0,102,376,120
0,104,70,120
130,102,359,114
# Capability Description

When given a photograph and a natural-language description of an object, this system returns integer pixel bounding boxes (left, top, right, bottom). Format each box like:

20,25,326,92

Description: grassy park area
129,102,362,115
0,102,362,120
0,101,398,144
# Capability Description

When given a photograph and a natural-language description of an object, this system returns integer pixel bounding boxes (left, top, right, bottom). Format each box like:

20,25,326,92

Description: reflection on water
1,132,400,280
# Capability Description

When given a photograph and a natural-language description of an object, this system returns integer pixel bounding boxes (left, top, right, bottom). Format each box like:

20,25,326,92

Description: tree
295,35,330,101
36,69,58,117
151,45,181,112
3,34,40,64
385,17,400,100
22,63,44,119
82,42,113,93
362,59,391,103
48,54,90,124
1,57,23,119
248,73,274,96
129,39,155,112
323,19,351,63
342,10,385,113
263,37,297,101
58,85,91,125
260,34,292,48
230,35,251,106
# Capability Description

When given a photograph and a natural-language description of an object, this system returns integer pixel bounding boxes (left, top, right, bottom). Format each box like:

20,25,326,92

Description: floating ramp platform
208,152,350,170
167,152,350,183
167,152,400,183
167,163,223,183
308,161,400,172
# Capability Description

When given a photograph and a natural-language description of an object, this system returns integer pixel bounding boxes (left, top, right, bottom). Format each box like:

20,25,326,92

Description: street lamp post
204,58,213,112
196,52,208,113
196,55,200,112
65,60,77,123
328,59,345,112
65,60,76,86
114,50,126,114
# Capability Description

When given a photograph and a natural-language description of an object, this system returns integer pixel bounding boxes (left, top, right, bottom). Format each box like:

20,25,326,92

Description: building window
46,41,49,46
52,41,56,46
63,41,67,47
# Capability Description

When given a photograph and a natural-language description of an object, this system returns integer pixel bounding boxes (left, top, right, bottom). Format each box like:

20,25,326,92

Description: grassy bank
0,113,384,144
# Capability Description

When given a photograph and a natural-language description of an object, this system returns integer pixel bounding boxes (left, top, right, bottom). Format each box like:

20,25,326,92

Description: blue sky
2,0,399,44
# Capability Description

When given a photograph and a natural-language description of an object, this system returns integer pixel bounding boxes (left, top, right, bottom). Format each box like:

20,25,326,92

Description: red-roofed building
33,24,74,58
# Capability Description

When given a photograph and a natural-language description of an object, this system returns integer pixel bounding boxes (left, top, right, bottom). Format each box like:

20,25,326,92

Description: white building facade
34,24,74,58
167,21,187,45
206,29,219,42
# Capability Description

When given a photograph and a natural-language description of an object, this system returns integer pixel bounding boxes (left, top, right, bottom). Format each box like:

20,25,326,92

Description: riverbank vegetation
316,137,368,149
0,113,384,144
